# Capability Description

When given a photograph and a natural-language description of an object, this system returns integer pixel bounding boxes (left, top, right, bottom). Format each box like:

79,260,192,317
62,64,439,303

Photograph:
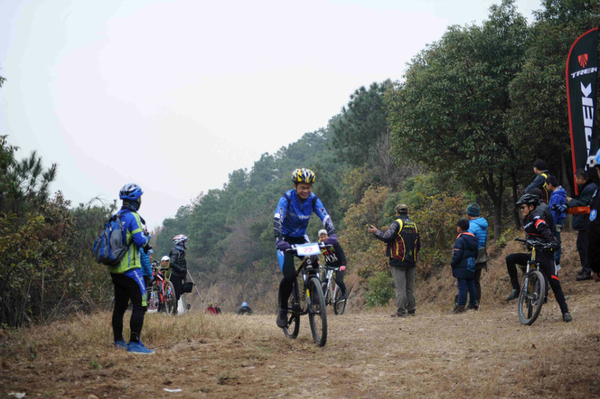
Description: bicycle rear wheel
518,270,546,325
307,277,327,347
164,281,177,315
333,285,347,315
284,279,300,339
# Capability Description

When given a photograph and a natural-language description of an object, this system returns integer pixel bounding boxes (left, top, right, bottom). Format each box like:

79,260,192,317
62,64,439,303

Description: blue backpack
93,214,130,266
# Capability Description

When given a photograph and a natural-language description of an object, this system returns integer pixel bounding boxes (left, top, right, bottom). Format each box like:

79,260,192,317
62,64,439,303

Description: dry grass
2,231,600,398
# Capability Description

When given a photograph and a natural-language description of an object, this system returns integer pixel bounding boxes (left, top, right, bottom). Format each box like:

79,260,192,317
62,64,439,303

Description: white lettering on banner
571,67,598,79
580,82,596,160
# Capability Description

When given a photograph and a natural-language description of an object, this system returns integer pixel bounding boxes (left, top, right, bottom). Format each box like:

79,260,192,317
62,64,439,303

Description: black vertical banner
567,28,598,195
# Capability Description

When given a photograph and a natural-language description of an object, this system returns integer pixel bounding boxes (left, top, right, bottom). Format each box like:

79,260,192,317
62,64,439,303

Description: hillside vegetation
0,0,598,326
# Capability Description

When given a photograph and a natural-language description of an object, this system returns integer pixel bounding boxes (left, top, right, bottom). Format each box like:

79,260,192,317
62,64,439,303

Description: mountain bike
514,238,550,325
320,265,347,315
149,267,177,315
282,242,330,347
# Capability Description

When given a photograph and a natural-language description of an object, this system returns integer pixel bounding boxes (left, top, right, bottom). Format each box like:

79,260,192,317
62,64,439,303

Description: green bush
365,271,394,308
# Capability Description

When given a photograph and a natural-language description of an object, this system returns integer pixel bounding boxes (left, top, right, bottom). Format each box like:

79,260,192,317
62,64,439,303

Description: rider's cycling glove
276,240,290,251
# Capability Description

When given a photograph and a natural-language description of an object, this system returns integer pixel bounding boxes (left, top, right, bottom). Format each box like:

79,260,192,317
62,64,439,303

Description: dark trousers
170,274,185,313
506,253,530,289
576,230,590,275
334,269,346,295
472,265,485,304
111,272,146,343
457,278,476,307
554,230,562,266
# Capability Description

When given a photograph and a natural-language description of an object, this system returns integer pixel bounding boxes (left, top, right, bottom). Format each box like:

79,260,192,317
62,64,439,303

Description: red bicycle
148,266,177,315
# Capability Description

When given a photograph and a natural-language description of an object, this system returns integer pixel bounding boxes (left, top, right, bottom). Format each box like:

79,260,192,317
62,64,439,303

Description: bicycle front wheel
164,281,177,315
518,270,546,325
333,285,347,315
307,277,327,347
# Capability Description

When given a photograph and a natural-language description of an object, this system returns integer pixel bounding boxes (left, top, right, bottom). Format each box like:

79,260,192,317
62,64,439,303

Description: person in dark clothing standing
566,169,598,281
368,204,421,317
506,194,572,322
466,203,487,309
169,234,188,313
318,229,347,298
449,218,479,314
525,159,550,204
587,155,600,283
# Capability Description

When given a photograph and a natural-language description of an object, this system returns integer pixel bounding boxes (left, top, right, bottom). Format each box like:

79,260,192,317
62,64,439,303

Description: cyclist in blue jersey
110,183,154,354
274,168,337,328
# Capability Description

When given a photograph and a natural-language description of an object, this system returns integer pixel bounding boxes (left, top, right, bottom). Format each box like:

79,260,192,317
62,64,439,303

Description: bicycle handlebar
514,237,552,249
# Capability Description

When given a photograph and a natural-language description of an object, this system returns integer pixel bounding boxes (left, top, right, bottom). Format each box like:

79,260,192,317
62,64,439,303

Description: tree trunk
560,152,571,193
511,170,521,228
482,171,505,240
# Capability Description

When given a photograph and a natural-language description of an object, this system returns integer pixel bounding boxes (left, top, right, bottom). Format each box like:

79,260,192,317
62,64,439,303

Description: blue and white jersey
273,190,335,240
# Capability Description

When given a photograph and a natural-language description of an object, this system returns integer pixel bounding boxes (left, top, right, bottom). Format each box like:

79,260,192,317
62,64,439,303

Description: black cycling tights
111,273,147,343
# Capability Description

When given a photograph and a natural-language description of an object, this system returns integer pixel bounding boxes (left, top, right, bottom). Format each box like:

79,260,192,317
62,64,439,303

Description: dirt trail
3,286,600,399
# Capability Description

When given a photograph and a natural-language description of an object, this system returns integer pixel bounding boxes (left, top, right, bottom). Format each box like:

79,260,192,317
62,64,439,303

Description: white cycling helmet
161,256,170,262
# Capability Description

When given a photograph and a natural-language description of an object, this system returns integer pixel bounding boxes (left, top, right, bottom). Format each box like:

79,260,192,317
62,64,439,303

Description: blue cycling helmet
119,183,143,200
242,302,248,307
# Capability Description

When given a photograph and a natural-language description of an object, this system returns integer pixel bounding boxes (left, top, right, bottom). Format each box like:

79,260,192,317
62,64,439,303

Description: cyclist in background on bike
169,235,188,314
274,168,337,328
505,194,572,322
110,183,154,354
160,255,170,278
318,229,347,299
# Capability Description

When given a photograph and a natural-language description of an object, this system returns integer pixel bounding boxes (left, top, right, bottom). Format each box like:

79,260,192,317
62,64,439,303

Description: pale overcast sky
0,0,542,228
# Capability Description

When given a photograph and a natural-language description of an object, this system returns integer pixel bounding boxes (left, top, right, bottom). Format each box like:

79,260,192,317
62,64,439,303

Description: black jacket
569,179,598,231
169,247,188,278
536,202,555,233
523,207,557,247
450,232,478,279
587,189,600,273
320,241,347,267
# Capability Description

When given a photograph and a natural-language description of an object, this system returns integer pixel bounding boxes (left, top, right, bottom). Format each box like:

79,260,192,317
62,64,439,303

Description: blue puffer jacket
139,249,152,277
548,187,567,226
468,217,488,248
451,232,479,279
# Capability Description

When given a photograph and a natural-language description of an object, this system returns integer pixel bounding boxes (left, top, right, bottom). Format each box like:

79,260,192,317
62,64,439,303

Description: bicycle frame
321,266,338,305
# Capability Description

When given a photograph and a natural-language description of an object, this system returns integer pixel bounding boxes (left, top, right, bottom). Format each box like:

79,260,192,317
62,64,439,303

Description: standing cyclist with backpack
525,159,550,204
169,234,188,314
110,184,154,354
274,168,337,328
368,204,420,317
